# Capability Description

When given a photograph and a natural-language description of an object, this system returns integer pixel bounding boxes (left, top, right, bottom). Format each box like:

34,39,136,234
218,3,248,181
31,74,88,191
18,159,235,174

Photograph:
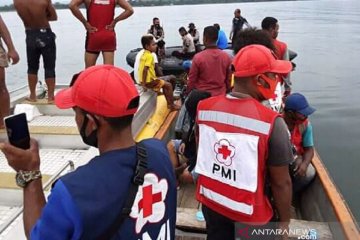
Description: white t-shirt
182,33,196,53
133,49,158,84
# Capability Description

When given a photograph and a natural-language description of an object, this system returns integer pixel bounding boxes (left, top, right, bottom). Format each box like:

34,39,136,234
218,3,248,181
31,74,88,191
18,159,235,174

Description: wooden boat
0,85,359,240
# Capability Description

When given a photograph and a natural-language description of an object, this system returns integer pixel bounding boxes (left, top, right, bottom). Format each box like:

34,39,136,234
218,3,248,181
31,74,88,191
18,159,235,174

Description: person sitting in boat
172,27,196,60
232,27,289,113
194,45,293,239
284,93,316,193
167,89,211,184
262,16,292,98
186,26,232,97
148,17,165,59
0,65,177,239
139,34,180,110
188,22,201,52
213,23,228,50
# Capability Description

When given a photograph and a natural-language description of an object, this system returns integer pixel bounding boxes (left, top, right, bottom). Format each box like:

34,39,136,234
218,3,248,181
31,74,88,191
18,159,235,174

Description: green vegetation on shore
0,0,296,12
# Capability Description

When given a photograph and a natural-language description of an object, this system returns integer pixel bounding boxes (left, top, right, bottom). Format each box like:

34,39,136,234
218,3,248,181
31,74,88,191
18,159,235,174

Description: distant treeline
0,0,294,11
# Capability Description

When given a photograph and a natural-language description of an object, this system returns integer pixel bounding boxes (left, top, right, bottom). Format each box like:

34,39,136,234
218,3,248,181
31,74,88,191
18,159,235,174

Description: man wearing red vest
284,93,316,193
69,0,134,68
262,17,292,99
195,45,293,240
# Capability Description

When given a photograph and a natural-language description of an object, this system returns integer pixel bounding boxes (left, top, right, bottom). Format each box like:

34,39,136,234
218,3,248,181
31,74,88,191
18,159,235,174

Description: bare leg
85,52,99,68
102,51,114,65
162,81,180,110
45,78,55,102
167,140,179,169
27,74,38,102
0,68,9,128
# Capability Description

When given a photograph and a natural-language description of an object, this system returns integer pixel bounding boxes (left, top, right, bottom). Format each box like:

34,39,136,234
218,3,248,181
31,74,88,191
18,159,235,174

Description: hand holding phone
4,113,31,149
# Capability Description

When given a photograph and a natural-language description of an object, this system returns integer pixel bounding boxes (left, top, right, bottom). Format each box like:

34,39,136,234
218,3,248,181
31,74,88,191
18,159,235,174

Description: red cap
55,65,139,117
232,44,292,77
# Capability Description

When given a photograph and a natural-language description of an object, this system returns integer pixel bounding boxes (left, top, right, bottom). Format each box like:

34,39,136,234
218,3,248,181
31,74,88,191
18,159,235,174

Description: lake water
1,0,360,222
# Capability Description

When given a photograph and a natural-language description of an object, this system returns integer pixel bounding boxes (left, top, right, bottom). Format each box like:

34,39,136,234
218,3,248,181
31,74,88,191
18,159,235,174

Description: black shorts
25,28,56,79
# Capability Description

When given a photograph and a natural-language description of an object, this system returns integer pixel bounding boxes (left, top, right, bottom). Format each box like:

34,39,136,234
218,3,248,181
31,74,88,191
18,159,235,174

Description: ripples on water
2,0,360,221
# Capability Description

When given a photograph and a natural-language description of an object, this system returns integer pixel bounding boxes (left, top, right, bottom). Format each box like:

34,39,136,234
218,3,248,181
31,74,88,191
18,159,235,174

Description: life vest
195,95,278,224
290,119,309,156
273,39,287,60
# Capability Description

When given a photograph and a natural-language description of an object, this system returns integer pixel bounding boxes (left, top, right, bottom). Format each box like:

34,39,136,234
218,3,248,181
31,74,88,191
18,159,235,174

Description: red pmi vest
291,119,309,156
195,95,278,224
87,0,116,52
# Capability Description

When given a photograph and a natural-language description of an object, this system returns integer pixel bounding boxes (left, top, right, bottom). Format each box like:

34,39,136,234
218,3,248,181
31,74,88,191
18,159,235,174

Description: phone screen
4,113,31,149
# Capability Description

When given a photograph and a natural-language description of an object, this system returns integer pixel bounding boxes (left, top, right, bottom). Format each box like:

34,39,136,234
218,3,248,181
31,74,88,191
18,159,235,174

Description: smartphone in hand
4,113,30,149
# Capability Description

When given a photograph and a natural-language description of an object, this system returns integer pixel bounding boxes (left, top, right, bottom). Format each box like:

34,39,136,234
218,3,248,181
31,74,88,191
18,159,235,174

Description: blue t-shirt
31,139,177,240
217,29,228,50
302,122,314,147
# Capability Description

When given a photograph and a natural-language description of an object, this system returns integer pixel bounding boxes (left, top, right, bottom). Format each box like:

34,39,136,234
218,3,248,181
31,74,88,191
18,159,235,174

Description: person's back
44,138,176,239
13,0,54,28
187,26,231,96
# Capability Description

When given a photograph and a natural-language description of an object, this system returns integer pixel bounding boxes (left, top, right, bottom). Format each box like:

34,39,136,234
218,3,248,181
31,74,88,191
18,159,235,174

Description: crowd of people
0,3,317,240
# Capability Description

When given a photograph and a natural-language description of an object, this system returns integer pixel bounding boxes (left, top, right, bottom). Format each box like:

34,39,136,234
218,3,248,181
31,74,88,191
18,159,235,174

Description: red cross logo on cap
130,173,168,233
214,139,235,166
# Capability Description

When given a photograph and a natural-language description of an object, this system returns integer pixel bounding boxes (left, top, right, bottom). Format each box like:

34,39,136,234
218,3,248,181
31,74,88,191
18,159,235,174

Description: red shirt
273,39,287,60
187,48,232,96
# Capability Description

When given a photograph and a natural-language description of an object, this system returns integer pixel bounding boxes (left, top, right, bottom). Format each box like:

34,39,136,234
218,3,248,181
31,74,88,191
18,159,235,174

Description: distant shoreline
0,0,301,12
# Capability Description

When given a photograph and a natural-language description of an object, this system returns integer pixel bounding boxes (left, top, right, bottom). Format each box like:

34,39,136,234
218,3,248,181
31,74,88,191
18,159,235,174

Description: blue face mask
79,113,98,148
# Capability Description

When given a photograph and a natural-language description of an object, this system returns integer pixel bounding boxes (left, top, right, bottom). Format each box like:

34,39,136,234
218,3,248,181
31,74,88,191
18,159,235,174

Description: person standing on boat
0,15,19,129
229,8,250,46
172,27,196,60
186,26,232,97
262,17,292,98
139,35,180,111
195,45,293,240
69,0,134,68
284,93,316,193
0,65,177,240
13,0,57,103
148,17,165,59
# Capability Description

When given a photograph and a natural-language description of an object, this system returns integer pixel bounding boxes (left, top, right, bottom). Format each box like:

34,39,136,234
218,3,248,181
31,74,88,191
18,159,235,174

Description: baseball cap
55,65,139,117
284,93,316,116
232,44,292,77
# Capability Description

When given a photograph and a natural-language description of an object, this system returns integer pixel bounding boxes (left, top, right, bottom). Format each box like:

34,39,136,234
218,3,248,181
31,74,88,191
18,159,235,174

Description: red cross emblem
138,185,162,218
130,173,168,233
214,139,235,166
218,145,232,160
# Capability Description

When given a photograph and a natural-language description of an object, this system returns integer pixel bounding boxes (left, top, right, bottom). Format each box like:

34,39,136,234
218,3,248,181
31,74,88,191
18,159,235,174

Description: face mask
255,74,278,100
79,113,98,148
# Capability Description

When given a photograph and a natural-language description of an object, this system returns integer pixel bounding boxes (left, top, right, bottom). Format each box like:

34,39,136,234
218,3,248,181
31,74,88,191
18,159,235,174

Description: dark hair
261,17,278,30
213,23,220,31
70,72,81,86
92,96,139,131
233,27,275,54
153,17,159,22
204,26,219,43
178,27,186,33
141,35,154,48
235,9,241,14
